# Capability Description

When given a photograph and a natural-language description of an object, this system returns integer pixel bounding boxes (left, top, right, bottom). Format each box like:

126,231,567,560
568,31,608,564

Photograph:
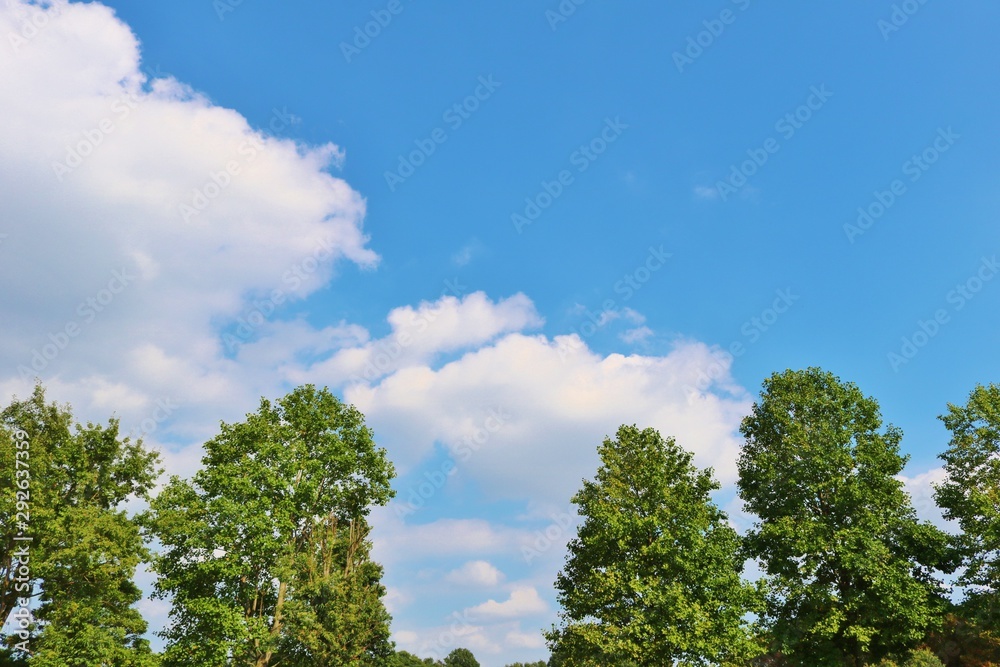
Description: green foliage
444,648,480,667
387,651,439,667
738,368,952,667
903,648,945,667
144,384,395,667
935,383,1000,626
547,425,760,666
0,385,159,665
504,662,547,667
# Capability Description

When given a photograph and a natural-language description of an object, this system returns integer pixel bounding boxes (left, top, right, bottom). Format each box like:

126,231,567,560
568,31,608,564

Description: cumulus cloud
620,325,653,344
344,330,751,501
444,560,505,587
464,586,548,620
370,511,535,565
295,291,543,387
0,0,376,450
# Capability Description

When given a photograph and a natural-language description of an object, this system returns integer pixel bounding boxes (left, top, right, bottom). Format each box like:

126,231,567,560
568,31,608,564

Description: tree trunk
254,579,287,667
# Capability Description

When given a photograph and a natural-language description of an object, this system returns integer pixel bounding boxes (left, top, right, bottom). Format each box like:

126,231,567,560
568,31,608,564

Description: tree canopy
738,368,953,666
0,385,159,665
144,384,395,667
547,424,759,665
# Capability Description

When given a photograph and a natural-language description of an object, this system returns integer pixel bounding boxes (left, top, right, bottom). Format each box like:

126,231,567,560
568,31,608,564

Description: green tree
145,384,395,667
0,385,159,665
444,648,479,667
738,368,952,667
934,383,1000,627
546,425,760,666
388,651,438,667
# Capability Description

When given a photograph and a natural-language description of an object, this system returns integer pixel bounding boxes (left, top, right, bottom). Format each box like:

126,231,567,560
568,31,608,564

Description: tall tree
0,385,159,665
546,425,760,666
738,368,952,666
145,384,395,667
934,383,1000,631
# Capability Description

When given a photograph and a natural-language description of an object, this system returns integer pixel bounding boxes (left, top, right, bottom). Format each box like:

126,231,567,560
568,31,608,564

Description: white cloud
370,510,533,565
506,628,546,649
465,586,548,620
383,586,413,614
445,560,505,587
0,0,377,467
451,240,483,267
620,325,653,344
296,292,543,388
344,329,751,501
899,466,952,530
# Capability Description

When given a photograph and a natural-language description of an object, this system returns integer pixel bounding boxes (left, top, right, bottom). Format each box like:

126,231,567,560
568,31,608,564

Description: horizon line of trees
546,368,1000,667
2,369,999,666
0,383,539,667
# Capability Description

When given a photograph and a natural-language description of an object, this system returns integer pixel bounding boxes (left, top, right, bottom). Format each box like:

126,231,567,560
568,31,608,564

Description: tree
934,383,1000,628
145,384,395,667
444,648,480,667
0,384,159,665
546,425,760,666
388,651,438,667
738,368,952,667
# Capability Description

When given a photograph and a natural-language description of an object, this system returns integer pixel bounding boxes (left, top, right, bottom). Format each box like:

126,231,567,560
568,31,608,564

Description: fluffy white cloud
296,291,543,387
445,560,505,587
464,586,548,620
343,330,751,502
0,0,376,449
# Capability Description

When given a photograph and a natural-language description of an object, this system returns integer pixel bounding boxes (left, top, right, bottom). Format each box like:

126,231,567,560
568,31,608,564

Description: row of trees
0,384,549,666
0,384,406,666
547,369,1000,666
4,369,999,665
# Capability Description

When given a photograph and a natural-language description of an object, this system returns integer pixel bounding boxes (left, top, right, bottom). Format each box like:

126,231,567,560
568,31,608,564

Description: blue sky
1,0,999,664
